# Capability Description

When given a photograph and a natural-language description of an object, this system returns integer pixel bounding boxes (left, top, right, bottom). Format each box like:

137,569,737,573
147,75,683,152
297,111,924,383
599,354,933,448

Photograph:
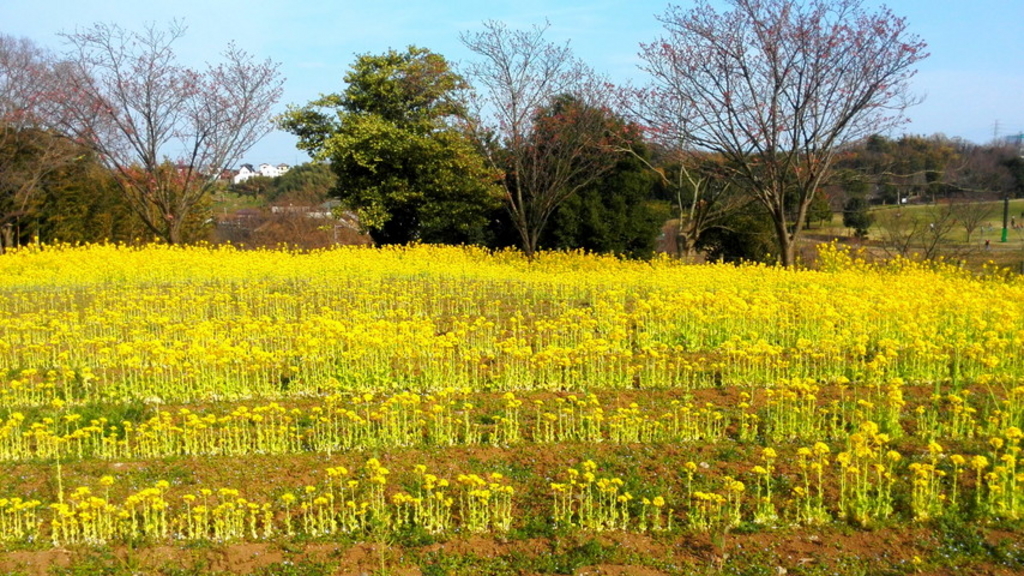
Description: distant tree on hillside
842,196,873,239
948,197,992,244
265,163,336,205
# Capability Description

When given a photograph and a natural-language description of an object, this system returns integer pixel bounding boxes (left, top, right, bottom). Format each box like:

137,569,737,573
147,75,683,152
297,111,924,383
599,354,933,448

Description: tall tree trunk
676,226,698,261
168,218,182,245
0,225,12,254
773,216,795,267
523,226,540,260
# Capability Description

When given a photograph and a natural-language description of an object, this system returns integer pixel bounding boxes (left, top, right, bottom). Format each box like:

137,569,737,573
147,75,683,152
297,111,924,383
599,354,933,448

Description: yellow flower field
0,242,1022,574
2,242,1022,406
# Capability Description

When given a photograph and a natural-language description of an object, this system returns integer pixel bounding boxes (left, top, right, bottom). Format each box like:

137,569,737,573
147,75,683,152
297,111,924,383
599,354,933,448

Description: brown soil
2,527,1020,576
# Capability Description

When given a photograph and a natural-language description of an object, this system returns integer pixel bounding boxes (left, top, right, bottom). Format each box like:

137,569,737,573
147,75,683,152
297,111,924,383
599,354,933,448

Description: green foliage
934,515,1024,570
250,561,335,576
842,196,874,239
541,148,664,259
228,163,336,208
804,194,834,228
32,153,149,245
0,128,148,248
277,47,501,245
1004,155,1024,198
44,547,141,576
697,202,777,263
522,97,663,258
264,163,336,204
230,175,275,198
836,135,960,204
418,538,613,576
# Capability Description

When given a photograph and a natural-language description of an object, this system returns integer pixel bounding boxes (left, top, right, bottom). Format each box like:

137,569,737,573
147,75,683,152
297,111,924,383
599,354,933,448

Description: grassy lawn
209,189,266,217
804,198,1024,271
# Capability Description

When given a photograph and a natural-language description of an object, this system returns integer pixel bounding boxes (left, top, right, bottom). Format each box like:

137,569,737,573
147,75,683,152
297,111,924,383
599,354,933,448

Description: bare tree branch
50,21,283,243
636,0,927,265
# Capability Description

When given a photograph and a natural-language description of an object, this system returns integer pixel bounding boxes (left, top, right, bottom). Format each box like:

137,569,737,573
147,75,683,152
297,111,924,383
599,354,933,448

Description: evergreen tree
541,145,665,259
278,47,501,244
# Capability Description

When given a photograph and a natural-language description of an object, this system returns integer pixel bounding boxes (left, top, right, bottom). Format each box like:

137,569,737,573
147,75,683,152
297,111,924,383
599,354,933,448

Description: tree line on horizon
3,0,1023,263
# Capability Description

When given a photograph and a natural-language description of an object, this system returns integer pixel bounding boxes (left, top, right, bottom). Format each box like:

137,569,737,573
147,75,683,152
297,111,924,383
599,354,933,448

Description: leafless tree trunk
52,21,283,244
637,0,927,266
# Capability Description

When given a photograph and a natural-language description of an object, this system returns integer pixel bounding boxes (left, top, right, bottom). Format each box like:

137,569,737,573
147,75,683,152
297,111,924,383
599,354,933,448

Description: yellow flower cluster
455,472,515,533
1,242,1023,547
1,420,1022,546
836,421,900,526
0,392,729,464
532,394,726,445
551,460,647,532
0,496,42,543
1,459,518,546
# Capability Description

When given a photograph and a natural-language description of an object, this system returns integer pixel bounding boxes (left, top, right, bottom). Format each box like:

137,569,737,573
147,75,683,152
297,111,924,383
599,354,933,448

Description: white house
258,163,291,178
232,164,256,184
233,163,291,184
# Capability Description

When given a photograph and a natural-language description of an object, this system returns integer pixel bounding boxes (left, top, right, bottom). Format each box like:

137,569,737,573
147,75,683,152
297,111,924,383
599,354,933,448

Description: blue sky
2,0,1021,166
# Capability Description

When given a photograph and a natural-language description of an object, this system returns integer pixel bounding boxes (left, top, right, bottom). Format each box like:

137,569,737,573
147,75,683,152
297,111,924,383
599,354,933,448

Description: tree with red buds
637,0,927,266
54,21,283,244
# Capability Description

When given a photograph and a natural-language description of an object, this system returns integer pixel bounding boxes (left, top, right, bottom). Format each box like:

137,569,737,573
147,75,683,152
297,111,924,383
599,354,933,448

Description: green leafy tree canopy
277,46,501,244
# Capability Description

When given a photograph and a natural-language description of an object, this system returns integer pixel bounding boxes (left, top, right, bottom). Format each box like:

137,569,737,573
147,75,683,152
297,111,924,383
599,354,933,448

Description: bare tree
948,196,994,245
638,0,927,266
918,204,960,261
460,21,619,257
0,35,83,252
53,21,283,244
876,204,965,261
875,209,919,258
